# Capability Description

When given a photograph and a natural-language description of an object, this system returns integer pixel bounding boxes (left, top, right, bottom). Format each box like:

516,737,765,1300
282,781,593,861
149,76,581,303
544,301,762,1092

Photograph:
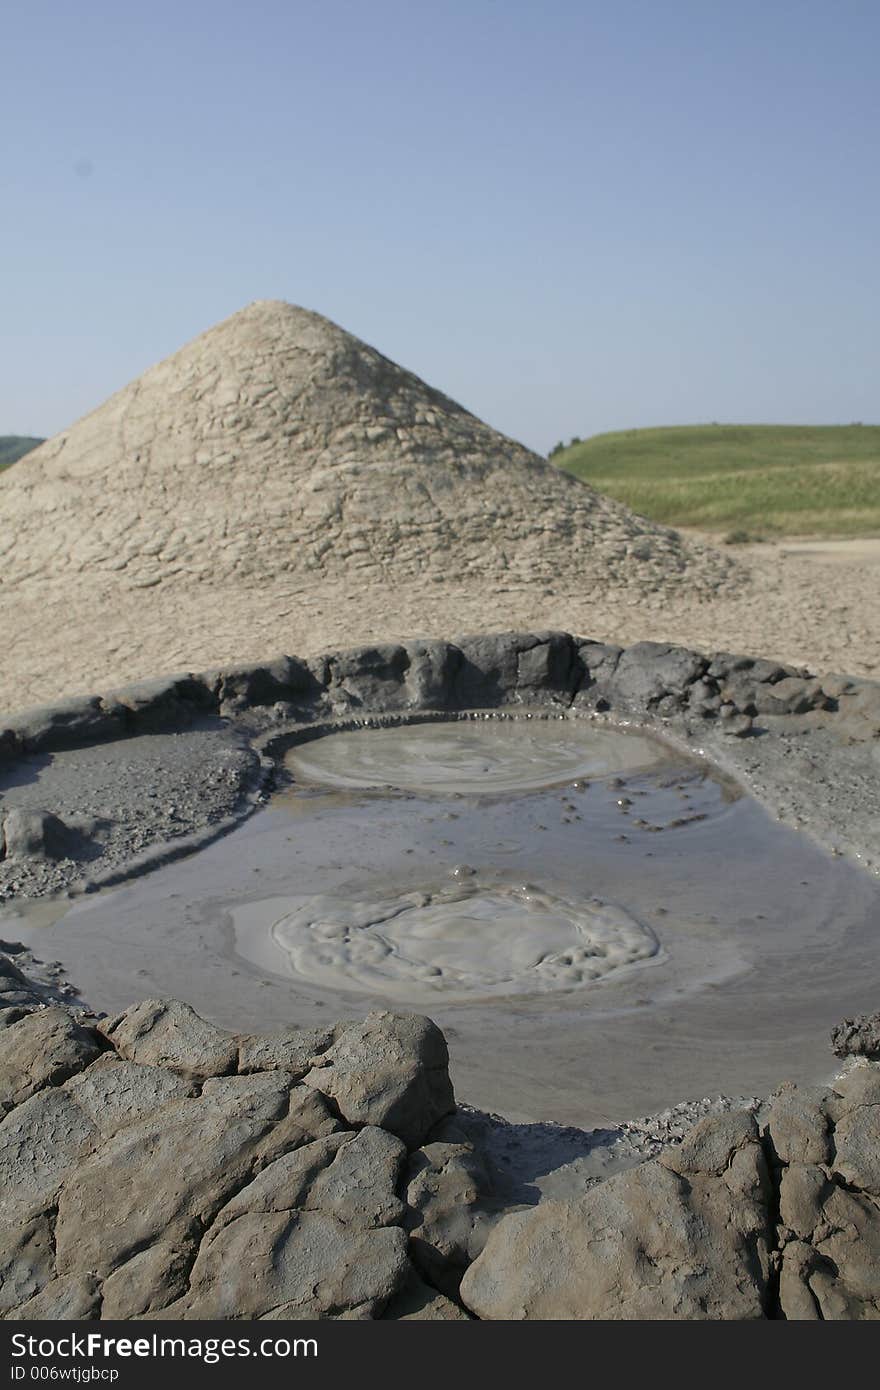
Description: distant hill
0,436,44,471
552,424,880,539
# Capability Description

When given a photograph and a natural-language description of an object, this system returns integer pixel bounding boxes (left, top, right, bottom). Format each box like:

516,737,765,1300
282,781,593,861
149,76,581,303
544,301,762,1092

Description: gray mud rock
162,1125,411,1320
831,1010,880,1061
319,644,412,713
100,1242,195,1321
212,1126,407,1234
459,1110,772,1319
0,995,457,1321
606,640,707,710
165,1211,410,1321
764,1084,834,1167
98,998,239,1077
1,699,125,758
405,1115,504,1296
0,1008,104,1111
767,1070,880,1319
452,632,577,707
0,1088,101,1230
52,1074,328,1280
403,640,460,708
12,1274,102,1322
302,1127,407,1228
63,1055,196,1138
303,1010,455,1149
1,809,70,861
216,656,318,715
236,1024,337,1077
0,1216,56,1316
833,1101,880,1194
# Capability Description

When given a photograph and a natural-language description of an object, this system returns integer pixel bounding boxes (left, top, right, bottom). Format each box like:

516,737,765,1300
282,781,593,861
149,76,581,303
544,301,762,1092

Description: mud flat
285,717,672,793
1,630,878,1122
3,707,879,1128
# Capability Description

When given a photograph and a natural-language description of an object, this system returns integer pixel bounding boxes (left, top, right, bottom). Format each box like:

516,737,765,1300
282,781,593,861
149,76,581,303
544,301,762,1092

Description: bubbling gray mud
261,721,672,1001
4,715,880,1126
246,882,658,1003
286,719,672,794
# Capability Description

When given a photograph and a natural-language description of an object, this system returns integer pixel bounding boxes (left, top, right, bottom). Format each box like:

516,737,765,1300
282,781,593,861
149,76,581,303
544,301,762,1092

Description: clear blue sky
3,0,878,453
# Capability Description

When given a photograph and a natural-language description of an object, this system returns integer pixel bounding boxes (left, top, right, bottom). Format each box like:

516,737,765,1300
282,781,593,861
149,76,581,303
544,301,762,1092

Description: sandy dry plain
0,534,877,713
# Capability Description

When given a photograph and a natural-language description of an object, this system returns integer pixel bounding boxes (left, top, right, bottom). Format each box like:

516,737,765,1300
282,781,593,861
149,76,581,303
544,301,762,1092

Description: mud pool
285,718,672,793
3,716,879,1128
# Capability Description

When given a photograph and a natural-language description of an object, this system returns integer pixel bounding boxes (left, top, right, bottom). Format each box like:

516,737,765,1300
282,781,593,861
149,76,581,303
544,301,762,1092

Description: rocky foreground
1,988,879,1321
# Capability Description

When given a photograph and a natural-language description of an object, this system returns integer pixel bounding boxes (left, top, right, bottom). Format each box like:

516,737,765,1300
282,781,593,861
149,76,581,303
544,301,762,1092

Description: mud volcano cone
0,301,735,707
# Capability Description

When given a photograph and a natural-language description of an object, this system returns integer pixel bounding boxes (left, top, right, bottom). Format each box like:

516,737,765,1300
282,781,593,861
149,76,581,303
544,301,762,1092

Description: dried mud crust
2,538,877,714
0,723,268,902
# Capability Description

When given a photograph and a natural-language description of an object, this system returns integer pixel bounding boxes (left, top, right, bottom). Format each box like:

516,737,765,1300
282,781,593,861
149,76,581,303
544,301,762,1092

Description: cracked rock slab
303,1009,455,1149
97,998,239,1078
459,1111,772,1320
52,1074,313,1278
0,1008,104,1111
236,1025,337,1077
162,1211,410,1321
0,1088,100,1229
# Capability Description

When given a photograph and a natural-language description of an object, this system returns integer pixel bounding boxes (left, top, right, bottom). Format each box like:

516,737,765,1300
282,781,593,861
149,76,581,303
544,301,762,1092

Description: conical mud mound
0,301,739,708
1,301,734,591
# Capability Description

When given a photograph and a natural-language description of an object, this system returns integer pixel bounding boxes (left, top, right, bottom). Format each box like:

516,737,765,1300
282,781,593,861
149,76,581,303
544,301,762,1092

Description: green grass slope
0,436,43,471
552,424,880,539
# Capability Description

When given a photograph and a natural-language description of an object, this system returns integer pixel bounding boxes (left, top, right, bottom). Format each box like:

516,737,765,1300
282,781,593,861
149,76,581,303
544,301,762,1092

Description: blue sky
3,0,878,452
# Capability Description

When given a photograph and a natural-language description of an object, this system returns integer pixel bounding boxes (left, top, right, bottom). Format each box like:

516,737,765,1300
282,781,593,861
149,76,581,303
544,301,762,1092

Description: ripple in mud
8,715,880,1126
254,881,659,1002
285,718,672,795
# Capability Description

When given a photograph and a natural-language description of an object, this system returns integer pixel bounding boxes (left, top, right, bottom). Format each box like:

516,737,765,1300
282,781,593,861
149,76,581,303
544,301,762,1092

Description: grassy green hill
0,436,43,471
552,424,880,539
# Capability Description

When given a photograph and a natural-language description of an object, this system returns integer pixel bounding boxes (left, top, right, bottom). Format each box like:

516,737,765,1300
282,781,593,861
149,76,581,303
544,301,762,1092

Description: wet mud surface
285,717,672,794
4,718,878,1128
0,724,263,901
